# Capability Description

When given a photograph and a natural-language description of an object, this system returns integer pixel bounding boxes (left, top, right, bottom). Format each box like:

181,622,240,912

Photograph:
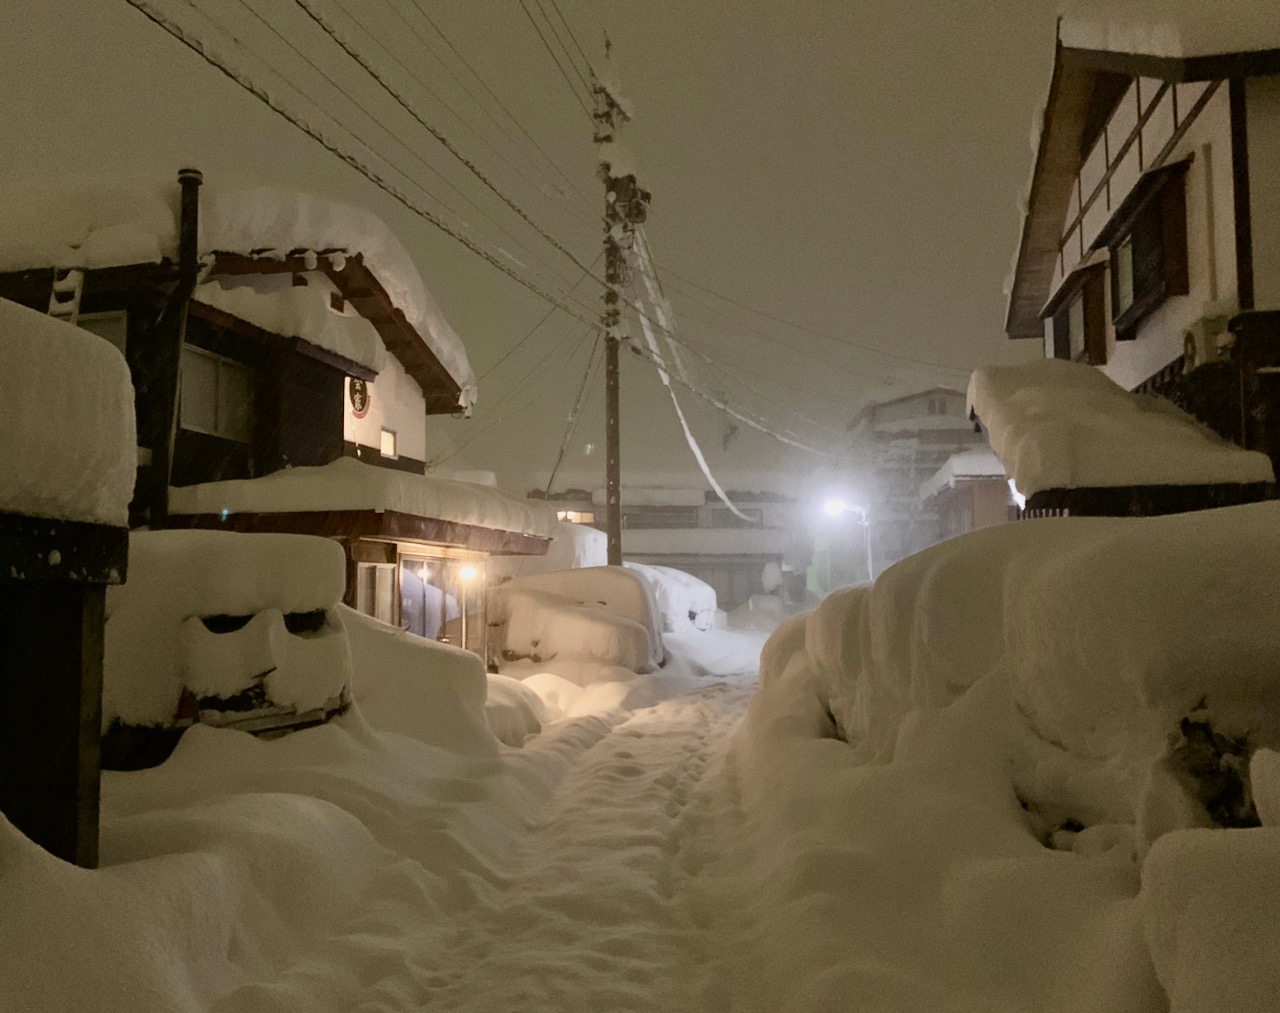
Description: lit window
555,510,596,524
380,428,397,458
180,345,253,443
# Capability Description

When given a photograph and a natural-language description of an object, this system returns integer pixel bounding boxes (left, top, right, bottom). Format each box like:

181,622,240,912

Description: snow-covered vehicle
101,530,353,769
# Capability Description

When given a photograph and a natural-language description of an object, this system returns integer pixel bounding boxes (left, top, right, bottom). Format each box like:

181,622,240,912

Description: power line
546,0,594,75
532,0,592,94
545,334,602,494
125,0,603,331
517,0,594,120
406,0,598,214
296,0,598,284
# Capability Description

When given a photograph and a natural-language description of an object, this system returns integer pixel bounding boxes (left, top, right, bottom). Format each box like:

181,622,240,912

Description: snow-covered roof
919,450,1008,502
0,298,135,527
968,360,1274,496
591,487,707,508
1060,1,1280,59
169,457,559,540
0,175,476,403
194,277,384,374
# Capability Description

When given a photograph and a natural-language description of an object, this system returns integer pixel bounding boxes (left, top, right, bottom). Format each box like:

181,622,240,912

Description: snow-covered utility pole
592,39,649,566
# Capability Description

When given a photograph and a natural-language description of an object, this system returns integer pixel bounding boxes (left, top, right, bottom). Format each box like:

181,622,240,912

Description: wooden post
0,514,127,867
592,44,649,567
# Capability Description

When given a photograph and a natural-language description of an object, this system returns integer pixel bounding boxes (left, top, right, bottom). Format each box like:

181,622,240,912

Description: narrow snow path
415,679,754,1012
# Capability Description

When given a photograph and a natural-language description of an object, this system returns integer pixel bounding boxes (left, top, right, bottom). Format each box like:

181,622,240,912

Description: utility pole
592,39,650,566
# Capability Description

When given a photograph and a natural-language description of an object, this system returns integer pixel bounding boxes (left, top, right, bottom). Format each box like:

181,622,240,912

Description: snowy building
919,449,1016,541
843,387,988,574
0,171,553,653
533,485,808,610
1005,13,1280,474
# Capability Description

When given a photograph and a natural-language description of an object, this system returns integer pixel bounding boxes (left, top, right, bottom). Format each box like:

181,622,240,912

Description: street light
822,499,874,583
458,564,478,650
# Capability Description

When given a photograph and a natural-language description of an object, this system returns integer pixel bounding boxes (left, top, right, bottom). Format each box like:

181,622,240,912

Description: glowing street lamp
821,498,874,583
458,564,478,650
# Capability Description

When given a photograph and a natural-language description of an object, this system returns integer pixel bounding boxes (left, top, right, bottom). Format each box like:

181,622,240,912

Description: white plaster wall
1102,86,1239,391
1248,76,1280,310
344,352,427,463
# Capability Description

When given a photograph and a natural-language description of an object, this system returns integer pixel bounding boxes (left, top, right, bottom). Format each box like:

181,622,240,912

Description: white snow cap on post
968,359,1274,497
0,298,135,527
1060,1,1280,58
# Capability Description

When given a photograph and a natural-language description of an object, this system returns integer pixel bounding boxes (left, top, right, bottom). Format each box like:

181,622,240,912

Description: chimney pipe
177,167,202,290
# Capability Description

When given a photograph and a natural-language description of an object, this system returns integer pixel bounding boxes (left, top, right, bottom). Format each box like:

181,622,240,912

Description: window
380,428,397,458
1098,160,1189,340
555,510,595,524
78,310,127,355
1048,263,1107,365
180,345,253,442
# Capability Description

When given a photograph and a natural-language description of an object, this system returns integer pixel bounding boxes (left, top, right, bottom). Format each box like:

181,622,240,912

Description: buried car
101,530,352,769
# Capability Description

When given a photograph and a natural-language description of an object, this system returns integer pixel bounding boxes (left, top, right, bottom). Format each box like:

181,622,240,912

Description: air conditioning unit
1183,315,1232,370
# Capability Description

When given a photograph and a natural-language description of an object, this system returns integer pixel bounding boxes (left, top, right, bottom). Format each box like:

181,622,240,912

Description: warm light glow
458,565,478,582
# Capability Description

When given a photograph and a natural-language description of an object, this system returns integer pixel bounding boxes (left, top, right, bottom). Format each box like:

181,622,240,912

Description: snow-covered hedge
624,561,716,633
761,503,1280,839
0,297,135,527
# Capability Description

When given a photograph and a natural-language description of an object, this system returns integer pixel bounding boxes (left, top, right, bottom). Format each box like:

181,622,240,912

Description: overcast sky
2,0,1060,494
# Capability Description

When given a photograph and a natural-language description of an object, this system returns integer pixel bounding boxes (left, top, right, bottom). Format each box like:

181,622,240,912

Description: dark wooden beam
167,508,552,556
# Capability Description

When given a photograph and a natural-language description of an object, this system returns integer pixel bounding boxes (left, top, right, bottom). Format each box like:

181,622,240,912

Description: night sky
1,0,1060,492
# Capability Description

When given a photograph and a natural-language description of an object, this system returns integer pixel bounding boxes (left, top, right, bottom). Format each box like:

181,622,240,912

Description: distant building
919,450,1015,541
533,486,809,610
1004,18,1280,475
845,387,988,573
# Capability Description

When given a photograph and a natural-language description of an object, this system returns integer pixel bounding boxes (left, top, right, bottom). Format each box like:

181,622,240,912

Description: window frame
179,343,254,444
1046,261,1108,366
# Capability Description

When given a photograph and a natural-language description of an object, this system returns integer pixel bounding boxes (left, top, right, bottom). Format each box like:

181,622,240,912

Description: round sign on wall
349,378,370,419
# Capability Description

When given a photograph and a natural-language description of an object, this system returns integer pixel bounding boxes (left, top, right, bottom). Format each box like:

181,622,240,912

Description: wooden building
0,172,553,654
1005,24,1280,476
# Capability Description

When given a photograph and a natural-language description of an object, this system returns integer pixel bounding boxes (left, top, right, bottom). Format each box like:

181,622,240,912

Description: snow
11,454,1280,1008
104,530,348,728
169,456,559,539
194,275,384,373
489,565,665,673
0,175,476,403
1060,1,1280,59
622,526,791,556
623,561,717,633
487,520,606,584
969,359,1274,496
0,297,135,527
919,448,1008,501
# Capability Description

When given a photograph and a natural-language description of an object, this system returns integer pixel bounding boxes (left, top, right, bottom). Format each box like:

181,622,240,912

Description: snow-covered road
416,679,752,1011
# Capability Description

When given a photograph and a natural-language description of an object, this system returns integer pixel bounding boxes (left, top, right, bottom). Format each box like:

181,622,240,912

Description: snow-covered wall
1247,76,1280,310
344,364,427,465
0,297,135,527
1060,1,1280,58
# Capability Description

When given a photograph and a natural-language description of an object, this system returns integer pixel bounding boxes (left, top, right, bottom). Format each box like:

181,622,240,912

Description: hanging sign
349,378,370,419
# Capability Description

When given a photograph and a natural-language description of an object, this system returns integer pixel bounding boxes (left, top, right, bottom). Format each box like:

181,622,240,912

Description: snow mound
340,605,495,757
0,297,135,527
969,359,1274,496
104,530,348,728
170,456,559,539
490,566,664,671
484,673,548,747
624,561,717,633
758,502,1280,835
487,520,606,583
